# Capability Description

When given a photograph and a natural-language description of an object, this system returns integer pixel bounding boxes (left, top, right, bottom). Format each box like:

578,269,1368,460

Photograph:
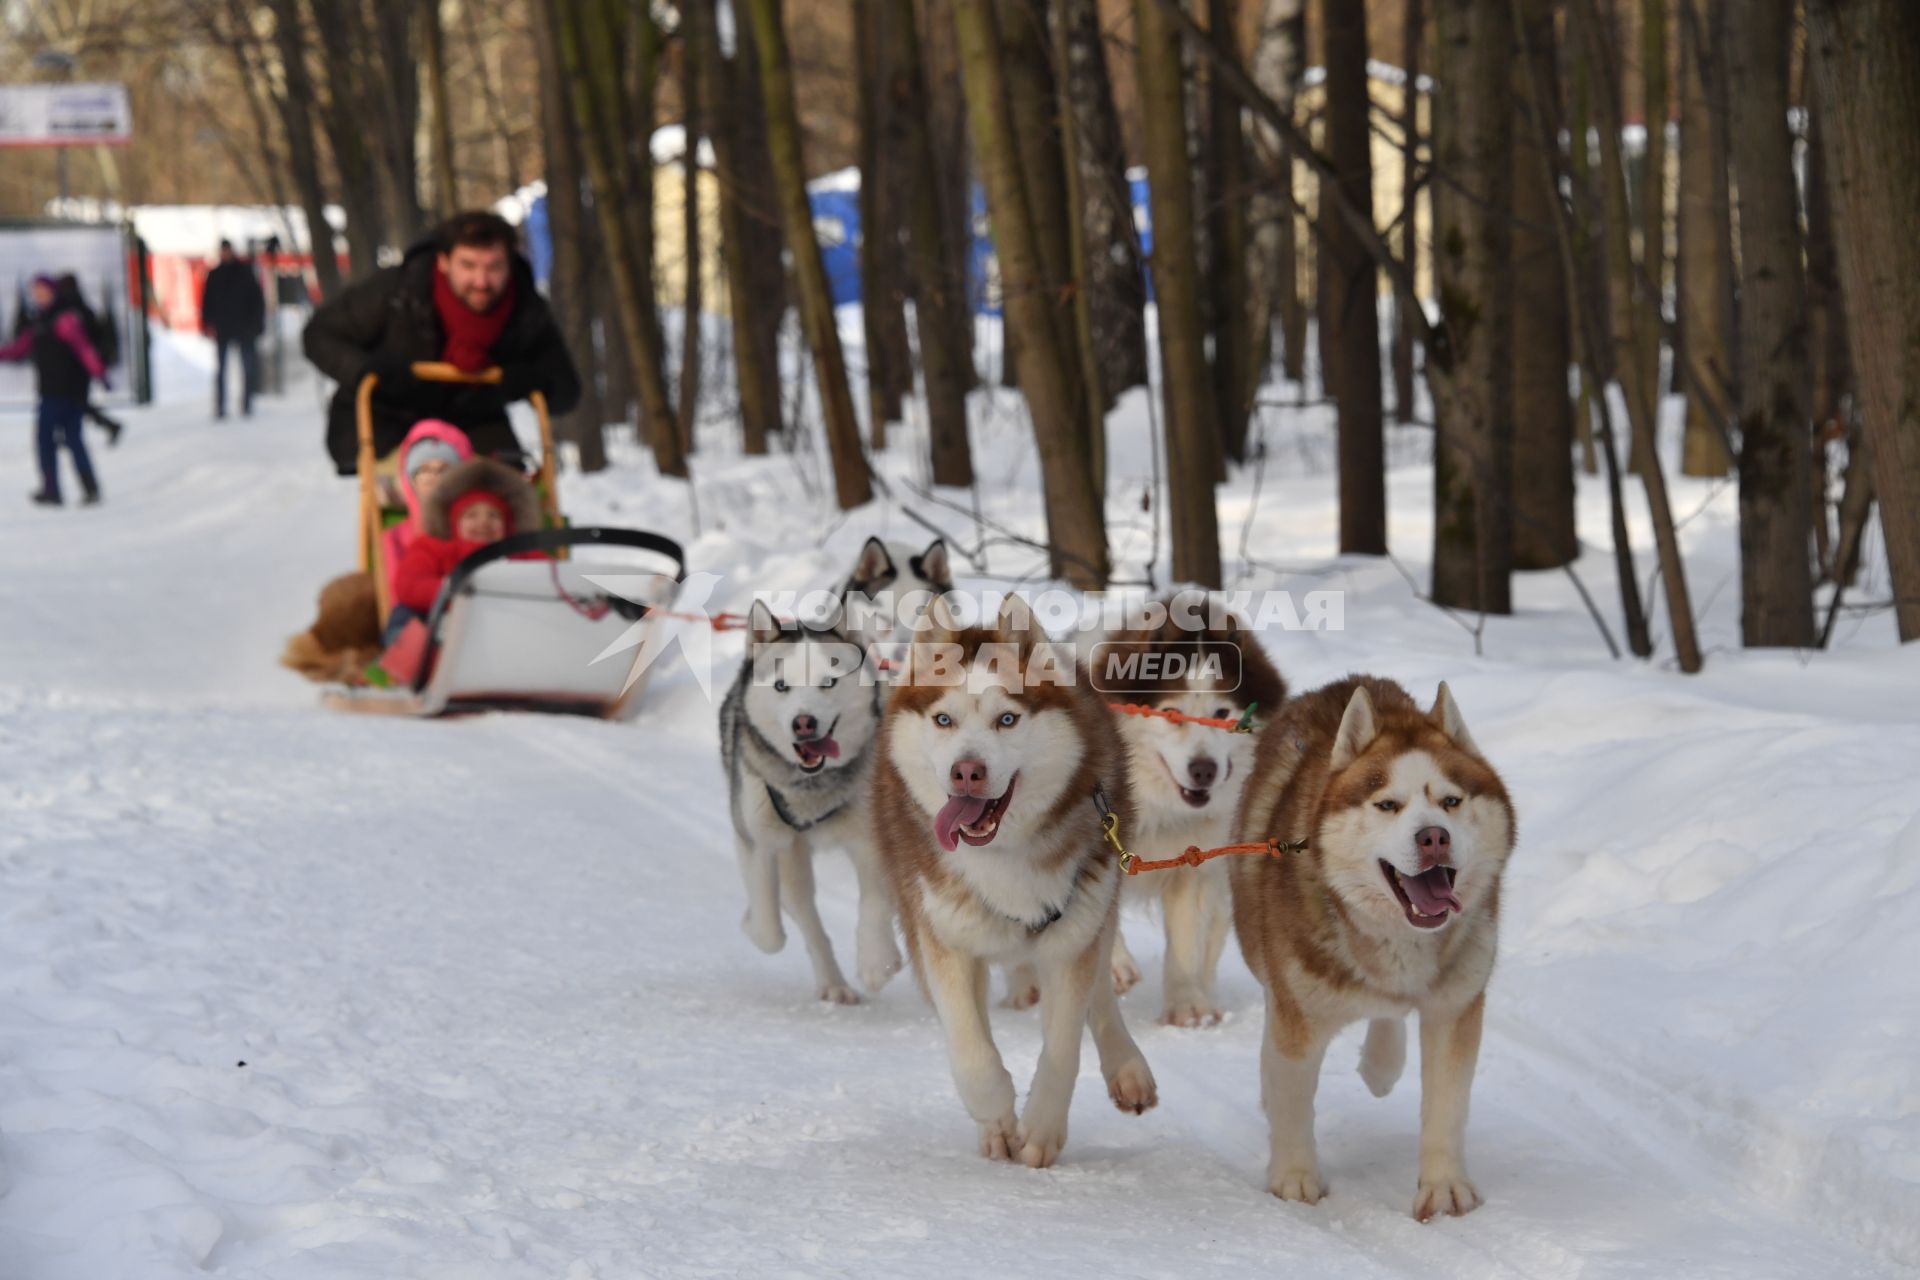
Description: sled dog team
719,537,1516,1221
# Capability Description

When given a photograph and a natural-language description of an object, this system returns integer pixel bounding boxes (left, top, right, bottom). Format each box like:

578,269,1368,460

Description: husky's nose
1186,757,1218,790
1415,825,1451,867
792,713,820,740
949,758,991,796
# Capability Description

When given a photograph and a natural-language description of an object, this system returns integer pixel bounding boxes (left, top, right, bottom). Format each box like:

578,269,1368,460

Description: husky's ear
994,593,1041,653
1330,685,1379,772
915,538,952,590
1430,681,1483,759
747,599,783,649
852,536,895,587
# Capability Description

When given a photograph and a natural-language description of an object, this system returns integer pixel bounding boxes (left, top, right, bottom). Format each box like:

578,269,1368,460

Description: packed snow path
2,374,1915,1278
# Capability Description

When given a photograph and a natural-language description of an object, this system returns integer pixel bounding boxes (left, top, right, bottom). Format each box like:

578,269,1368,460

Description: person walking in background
54,274,125,447
200,239,265,419
0,274,109,507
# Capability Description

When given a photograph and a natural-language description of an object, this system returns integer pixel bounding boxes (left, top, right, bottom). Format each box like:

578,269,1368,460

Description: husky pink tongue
935,795,992,851
1401,866,1464,915
795,736,841,766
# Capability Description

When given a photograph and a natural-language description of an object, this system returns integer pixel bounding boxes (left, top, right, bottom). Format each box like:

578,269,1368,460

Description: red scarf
432,269,516,373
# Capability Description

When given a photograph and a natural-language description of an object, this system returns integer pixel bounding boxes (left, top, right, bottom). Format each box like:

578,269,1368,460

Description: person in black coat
200,240,266,419
301,211,582,476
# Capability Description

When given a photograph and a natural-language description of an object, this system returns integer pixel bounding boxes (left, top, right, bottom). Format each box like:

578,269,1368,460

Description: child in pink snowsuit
381,419,474,603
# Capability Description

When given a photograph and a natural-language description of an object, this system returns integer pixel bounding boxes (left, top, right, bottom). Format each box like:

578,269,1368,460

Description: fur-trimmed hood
421,457,542,539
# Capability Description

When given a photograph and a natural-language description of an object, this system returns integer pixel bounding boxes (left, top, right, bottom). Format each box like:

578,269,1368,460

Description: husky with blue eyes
872,598,1158,1168
718,600,900,1003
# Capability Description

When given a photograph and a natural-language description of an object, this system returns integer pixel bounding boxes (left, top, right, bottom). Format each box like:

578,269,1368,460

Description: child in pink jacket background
1,274,109,507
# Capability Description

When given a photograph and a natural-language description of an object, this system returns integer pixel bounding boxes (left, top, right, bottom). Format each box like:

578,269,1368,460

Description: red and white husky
872,599,1157,1167
1231,676,1517,1218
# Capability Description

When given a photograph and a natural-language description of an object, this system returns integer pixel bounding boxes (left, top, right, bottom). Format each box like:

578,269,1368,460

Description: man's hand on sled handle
409,361,503,386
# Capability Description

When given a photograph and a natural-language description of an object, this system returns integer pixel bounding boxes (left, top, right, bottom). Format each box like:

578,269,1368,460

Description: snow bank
0,325,1912,1276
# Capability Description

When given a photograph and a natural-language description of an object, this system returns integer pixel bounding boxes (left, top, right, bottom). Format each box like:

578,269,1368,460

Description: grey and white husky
838,536,954,655
719,601,901,1002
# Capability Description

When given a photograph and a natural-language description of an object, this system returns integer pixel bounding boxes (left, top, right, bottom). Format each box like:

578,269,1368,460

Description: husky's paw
1358,1018,1406,1098
1160,995,1224,1028
1412,1169,1481,1221
1105,1057,1158,1115
1002,981,1041,1010
741,910,785,955
816,981,862,1005
1002,964,1041,1010
856,936,903,993
1015,1113,1069,1169
1269,1167,1325,1205
977,1113,1020,1161
1111,954,1142,995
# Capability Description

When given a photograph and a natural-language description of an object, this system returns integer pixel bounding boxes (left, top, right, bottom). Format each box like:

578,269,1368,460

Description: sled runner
328,363,687,719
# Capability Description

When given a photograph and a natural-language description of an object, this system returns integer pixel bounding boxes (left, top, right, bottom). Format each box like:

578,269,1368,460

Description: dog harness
764,783,850,834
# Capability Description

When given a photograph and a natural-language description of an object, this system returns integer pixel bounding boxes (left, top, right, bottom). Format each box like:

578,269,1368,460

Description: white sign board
0,83,132,147
0,223,137,406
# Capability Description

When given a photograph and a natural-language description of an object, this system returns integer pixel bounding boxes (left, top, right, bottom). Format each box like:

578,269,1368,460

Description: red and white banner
0,83,132,148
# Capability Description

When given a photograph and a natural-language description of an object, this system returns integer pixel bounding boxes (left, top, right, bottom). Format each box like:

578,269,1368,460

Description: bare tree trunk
1511,0,1652,656
1510,0,1576,569
531,0,608,470
1392,0,1423,423
1806,0,1920,641
955,0,1108,583
677,0,704,457
1430,0,1514,612
1635,0,1667,467
265,0,343,297
856,0,911,443
1323,0,1387,554
371,1,425,242
694,0,776,454
1581,0,1703,668
995,0,1076,359
1244,0,1305,404
1676,0,1734,476
1047,0,1111,494
1135,0,1222,587
1726,0,1815,647
1247,0,1306,389
308,0,389,272
1568,45,1602,474
1057,0,1149,406
919,0,981,390
1205,0,1253,463
748,0,872,510
547,0,687,478
893,0,975,486
719,2,788,448
422,0,458,219
1804,108,1848,578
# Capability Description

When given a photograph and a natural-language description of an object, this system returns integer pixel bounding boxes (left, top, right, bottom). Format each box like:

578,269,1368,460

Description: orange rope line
1106,702,1255,733
1121,837,1308,876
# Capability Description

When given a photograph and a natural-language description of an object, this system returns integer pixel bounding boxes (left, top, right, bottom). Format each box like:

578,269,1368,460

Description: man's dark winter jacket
201,259,266,341
303,240,582,475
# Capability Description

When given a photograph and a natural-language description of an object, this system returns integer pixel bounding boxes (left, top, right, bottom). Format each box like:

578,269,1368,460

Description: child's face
456,502,506,544
411,458,450,499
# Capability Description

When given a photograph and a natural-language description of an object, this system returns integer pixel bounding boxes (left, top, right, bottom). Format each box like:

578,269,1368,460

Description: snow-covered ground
1,326,1916,1279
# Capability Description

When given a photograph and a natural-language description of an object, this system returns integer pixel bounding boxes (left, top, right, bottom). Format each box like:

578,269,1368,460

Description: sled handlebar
408,362,502,386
